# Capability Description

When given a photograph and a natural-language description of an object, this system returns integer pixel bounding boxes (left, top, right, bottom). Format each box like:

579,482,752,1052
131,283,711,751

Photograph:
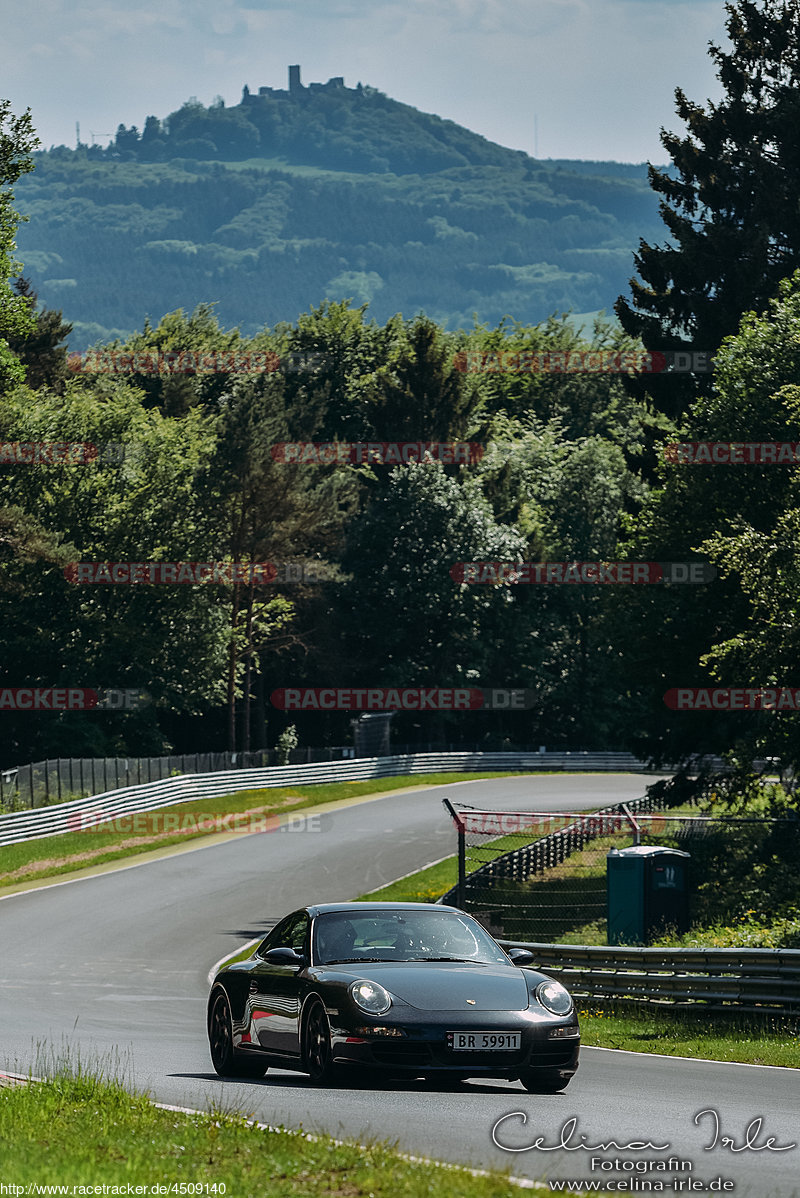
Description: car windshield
312,910,510,966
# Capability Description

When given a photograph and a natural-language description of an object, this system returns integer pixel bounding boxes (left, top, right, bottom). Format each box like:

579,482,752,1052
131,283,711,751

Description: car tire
209,990,269,1079
518,1068,572,1093
303,1000,338,1085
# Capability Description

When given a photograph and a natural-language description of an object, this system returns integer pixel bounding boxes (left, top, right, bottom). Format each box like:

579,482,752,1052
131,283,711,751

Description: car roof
305,901,461,916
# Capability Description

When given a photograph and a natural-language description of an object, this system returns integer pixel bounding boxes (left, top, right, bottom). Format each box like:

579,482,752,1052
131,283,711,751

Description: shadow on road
170,1071,522,1095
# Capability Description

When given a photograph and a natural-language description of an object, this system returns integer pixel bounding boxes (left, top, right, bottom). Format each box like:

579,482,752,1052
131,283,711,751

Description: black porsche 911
207,902,579,1091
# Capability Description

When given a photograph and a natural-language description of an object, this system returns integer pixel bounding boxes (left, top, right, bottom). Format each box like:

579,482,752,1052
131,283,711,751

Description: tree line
3,0,800,795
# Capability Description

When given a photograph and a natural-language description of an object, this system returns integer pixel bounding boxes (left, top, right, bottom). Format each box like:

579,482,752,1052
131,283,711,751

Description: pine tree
6,277,72,392
373,317,477,444
615,0,800,418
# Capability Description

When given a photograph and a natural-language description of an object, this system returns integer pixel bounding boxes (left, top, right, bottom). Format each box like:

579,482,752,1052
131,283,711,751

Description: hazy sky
2,0,728,162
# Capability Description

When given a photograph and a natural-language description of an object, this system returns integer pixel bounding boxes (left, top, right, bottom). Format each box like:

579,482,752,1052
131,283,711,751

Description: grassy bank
577,1007,799,1067
0,1068,532,1195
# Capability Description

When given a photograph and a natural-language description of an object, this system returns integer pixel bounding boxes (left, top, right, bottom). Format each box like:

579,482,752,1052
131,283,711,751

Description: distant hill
14,68,667,347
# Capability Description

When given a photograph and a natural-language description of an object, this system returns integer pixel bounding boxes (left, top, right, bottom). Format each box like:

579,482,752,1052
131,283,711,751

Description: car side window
257,912,308,958
256,914,294,957
283,913,309,954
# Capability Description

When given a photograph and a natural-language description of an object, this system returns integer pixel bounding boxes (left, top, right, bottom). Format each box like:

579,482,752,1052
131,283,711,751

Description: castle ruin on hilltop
242,65,348,103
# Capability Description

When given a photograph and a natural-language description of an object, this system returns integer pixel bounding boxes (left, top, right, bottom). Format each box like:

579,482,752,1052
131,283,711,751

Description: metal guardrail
0,749,661,810
0,749,732,811
0,750,664,847
498,941,800,1016
0,749,354,809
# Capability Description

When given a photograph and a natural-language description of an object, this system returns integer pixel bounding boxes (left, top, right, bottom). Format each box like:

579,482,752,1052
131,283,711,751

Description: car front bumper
329,1012,580,1077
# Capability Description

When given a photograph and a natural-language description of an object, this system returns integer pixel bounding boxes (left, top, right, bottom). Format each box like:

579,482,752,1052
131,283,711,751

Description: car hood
342,961,531,1012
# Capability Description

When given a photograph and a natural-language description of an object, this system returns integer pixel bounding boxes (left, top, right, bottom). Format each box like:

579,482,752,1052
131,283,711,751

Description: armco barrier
498,941,800,1017
0,751,664,847
1,749,666,810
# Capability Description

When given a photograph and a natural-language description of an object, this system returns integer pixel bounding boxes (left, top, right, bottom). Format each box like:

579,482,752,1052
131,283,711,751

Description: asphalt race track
1,774,797,1196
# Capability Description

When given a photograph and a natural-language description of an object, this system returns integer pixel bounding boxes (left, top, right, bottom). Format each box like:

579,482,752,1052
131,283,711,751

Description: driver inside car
315,919,357,963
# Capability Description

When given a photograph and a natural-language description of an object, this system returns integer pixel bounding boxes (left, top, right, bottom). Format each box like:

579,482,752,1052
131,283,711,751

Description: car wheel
303,1000,338,1085
209,990,269,1079
518,1068,572,1093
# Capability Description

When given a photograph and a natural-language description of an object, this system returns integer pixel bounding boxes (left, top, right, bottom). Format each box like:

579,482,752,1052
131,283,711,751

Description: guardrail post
457,821,466,908
442,798,466,908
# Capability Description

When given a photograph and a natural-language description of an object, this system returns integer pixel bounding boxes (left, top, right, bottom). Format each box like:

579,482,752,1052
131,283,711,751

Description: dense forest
4,0,800,787
2,282,800,774
13,75,664,344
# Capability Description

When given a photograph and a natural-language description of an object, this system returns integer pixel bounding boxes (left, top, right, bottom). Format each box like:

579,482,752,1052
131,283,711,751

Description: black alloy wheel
304,1001,337,1085
519,1067,571,1093
209,990,269,1078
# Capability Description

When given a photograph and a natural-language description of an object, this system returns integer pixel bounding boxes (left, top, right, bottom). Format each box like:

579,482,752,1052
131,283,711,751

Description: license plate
448,1031,521,1051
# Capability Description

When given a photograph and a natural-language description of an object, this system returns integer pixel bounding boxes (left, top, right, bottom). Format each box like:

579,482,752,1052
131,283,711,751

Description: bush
275,725,299,765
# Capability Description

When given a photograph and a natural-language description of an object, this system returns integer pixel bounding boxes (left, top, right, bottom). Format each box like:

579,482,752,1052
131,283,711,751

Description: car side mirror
262,946,305,967
507,948,535,967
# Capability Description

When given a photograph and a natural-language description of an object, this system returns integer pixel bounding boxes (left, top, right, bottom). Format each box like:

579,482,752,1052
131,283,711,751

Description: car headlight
349,979,392,1016
535,980,573,1016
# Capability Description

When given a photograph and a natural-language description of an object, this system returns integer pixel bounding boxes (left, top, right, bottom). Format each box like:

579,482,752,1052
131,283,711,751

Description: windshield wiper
323,956,391,964
418,956,484,963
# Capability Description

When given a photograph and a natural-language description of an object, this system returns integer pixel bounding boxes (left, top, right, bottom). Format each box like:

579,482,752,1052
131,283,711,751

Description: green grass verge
577,1006,800,1068
0,772,528,890
357,857,461,904
354,824,620,913
0,1069,534,1195
352,819,625,907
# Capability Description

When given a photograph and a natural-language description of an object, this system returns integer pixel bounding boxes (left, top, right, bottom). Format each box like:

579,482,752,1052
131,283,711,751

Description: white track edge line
206,938,262,985
150,1099,539,1188
583,1044,798,1069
